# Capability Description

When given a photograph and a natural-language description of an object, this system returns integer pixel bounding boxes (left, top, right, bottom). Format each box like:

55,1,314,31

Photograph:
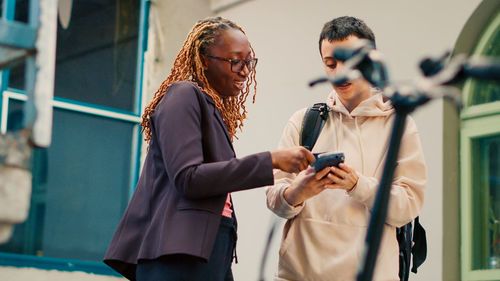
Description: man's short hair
319,16,376,54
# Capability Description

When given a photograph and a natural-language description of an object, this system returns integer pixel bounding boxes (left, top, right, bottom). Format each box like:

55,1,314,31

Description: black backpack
300,103,427,281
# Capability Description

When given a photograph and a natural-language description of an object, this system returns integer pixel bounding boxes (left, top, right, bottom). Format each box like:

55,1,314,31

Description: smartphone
312,152,345,172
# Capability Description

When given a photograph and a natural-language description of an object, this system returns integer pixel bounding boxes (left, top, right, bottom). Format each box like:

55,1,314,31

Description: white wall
215,1,481,280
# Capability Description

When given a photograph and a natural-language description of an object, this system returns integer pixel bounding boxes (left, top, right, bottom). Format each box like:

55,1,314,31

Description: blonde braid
141,17,257,143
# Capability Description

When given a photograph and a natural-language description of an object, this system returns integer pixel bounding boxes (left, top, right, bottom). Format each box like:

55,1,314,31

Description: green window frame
460,10,500,281
0,0,150,276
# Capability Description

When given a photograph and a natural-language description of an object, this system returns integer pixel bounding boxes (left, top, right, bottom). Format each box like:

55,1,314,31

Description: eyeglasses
205,54,258,73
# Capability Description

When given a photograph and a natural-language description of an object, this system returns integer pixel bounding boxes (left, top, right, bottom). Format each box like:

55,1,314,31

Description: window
469,135,500,269
470,24,500,106
0,0,148,275
461,10,500,281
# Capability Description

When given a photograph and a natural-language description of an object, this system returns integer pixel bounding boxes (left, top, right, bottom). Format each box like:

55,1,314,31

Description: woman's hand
283,166,336,206
271,147,316,173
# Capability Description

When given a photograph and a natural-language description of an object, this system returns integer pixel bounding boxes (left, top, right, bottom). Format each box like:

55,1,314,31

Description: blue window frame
0,0,150,275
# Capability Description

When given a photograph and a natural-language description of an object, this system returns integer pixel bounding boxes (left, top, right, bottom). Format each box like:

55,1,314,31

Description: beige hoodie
266,90,427,281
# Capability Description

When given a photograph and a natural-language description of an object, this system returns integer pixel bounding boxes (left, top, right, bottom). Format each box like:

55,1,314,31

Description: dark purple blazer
103,81,274,280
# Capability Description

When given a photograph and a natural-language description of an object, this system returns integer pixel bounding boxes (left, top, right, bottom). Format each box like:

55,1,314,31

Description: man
266,16,427,281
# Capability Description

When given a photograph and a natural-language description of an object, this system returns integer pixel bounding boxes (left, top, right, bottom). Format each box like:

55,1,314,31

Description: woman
103,17,315,281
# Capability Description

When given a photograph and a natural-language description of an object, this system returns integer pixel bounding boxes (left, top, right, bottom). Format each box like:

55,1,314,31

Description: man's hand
326,163,359,191
283,166,336,206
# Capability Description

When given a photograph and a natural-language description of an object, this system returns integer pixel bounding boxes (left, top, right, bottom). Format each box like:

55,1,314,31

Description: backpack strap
397,222,413,281
411,216,427,273
397,216,427,280
300,103,330,151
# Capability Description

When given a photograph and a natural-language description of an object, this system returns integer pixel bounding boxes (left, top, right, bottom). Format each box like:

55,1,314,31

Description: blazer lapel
205,95,234,149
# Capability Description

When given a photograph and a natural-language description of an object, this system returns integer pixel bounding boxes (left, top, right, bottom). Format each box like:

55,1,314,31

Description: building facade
0,1,498,280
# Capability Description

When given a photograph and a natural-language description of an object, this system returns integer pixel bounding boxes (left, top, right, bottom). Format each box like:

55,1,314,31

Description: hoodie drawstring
354,117,365,174
334,112,343,152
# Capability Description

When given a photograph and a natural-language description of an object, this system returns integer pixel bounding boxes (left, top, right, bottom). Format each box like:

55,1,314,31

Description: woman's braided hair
141,16,257,143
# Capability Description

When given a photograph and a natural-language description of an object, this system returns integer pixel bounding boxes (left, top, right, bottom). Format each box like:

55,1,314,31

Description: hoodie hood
326,88,394,118
325,88,395,174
